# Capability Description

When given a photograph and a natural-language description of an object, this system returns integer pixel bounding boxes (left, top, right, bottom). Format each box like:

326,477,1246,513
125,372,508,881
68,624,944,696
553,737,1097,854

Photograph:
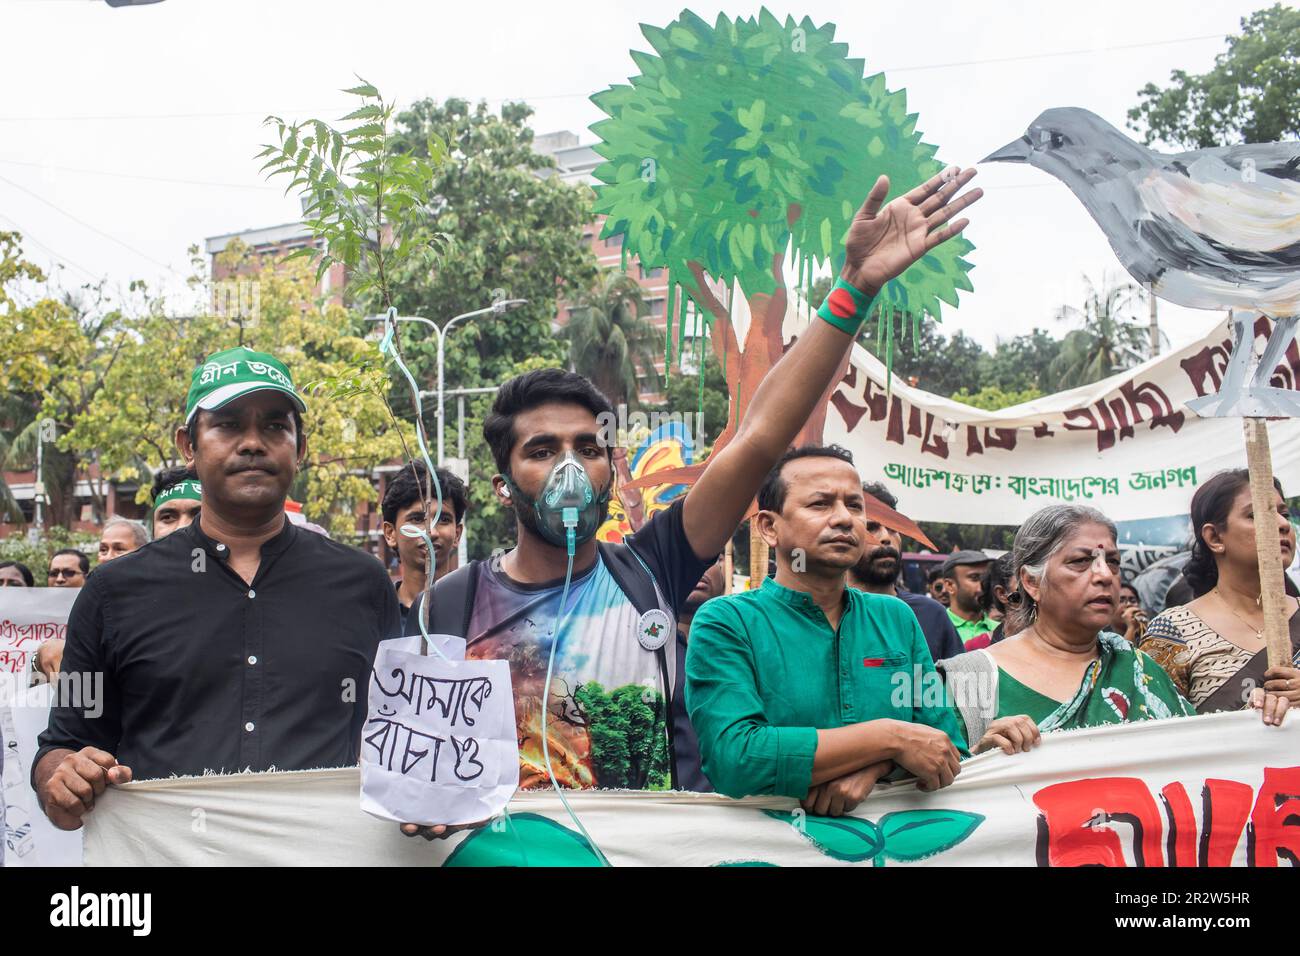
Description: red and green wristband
816,277,875,335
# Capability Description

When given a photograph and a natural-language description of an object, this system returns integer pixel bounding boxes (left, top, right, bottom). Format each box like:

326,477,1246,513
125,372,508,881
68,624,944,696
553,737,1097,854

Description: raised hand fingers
853,174,891,220
903,166,957,205
922,218,971,253
918,167,978,216
926,185,984,232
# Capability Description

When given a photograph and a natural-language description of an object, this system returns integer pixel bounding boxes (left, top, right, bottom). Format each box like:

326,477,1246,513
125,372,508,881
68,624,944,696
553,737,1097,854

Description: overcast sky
0,0,1270,351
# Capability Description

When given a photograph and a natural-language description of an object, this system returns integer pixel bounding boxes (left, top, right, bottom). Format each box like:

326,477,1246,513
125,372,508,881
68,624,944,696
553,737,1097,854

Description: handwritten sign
359,635,517,826
1,587,82,867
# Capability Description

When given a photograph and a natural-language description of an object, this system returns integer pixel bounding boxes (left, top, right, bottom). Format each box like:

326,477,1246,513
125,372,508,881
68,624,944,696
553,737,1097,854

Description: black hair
150,464,199,504
861,480,898,512
757,444,856,514
50,548,90,575
927,565,945,585
1119,582,1139,599
981,553,1015,614
0,560,34,587
482,368,615,475
187,407,306,454
382,460,467,527
1185,469,1285,597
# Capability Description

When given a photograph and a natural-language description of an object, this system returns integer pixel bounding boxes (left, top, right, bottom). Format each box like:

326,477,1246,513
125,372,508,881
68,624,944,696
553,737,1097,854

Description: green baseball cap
185,347,307,427
153,479,202,509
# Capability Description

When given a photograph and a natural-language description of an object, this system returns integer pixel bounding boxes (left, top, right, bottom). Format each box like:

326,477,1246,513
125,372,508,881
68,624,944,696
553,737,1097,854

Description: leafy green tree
565,271,662,408
64,245,405,541
854,313,988,398
651,343,730,448
573,681,669,790
0,526,99,585
260,79,448,311
984,329,1062,393
1048,275,1150,389
948,384,1043,411
590,10,975,444
386,98,598,394
1128,4,1300,148
0,232,131,527
258,80,459,540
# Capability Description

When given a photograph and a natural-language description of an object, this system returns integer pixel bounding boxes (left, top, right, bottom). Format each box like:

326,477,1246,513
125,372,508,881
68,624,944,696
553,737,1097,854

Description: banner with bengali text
83,711,1298,867
787,307,1300,525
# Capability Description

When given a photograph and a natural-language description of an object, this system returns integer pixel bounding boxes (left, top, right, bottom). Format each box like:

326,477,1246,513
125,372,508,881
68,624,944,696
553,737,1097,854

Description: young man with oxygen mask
402,165,983,839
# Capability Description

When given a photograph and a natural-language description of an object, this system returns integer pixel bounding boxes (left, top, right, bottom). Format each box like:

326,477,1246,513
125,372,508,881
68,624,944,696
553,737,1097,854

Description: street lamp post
367,298,527,465
367,300,527,568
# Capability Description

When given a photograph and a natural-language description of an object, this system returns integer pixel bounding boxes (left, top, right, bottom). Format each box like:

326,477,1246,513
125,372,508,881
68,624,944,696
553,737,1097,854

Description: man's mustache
228,461,277,475
864,546,901,564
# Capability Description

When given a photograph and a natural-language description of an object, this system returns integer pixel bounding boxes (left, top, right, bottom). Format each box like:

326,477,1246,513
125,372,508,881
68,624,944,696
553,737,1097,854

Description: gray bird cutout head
983,106,1300,316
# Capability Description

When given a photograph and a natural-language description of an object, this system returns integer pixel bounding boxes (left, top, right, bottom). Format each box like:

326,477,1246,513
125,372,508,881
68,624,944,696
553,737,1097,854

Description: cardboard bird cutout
986,107,1300,418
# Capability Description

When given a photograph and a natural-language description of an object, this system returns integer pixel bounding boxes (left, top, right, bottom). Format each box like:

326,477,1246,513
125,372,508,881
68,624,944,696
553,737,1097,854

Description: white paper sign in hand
359,636,518,826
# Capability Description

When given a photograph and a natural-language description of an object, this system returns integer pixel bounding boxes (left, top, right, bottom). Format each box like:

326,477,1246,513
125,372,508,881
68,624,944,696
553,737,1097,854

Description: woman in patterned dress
1141,470,1300,713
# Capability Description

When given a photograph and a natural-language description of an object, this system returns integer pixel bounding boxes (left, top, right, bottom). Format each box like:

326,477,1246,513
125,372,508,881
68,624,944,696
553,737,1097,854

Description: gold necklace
1213,587,1263,640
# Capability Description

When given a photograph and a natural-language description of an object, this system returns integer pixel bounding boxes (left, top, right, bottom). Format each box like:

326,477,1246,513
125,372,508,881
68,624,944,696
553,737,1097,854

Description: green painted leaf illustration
713,860,780,867
442,813,604,868
763,810,885,862
877,809,984,862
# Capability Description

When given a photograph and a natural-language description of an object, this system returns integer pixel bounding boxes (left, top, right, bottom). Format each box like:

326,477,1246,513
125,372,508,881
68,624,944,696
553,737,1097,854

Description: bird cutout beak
981,135,1033,164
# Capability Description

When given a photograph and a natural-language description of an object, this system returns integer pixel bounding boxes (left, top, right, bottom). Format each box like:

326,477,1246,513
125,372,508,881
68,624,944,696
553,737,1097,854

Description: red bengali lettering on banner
0,618,67,649
1033,768,1300,867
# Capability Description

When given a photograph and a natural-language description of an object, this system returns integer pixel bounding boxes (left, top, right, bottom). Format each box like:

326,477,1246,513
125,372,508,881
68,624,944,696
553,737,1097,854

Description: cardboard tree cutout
591,10,976,495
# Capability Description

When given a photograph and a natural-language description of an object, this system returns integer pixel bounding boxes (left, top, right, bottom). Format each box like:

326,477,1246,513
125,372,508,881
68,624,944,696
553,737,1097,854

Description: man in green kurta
686,445,967,817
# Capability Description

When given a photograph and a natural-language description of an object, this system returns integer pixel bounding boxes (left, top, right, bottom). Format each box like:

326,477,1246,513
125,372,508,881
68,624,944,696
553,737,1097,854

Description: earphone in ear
501,485,511,499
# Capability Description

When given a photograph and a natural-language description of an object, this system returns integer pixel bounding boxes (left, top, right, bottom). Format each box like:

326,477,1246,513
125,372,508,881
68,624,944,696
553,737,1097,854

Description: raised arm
682,167,982,558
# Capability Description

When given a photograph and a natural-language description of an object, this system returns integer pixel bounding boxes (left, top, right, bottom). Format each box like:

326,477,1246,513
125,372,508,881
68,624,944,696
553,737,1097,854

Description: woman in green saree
938,505,1290,755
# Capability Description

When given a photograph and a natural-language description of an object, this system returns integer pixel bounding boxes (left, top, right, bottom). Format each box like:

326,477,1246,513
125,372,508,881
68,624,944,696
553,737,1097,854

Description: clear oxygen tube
379,308,522,852
538,509,611,865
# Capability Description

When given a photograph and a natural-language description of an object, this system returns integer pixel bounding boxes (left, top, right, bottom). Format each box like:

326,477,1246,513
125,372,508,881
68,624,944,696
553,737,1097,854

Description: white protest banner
1,587,83,867
774,300,1300,524
85,711,1298,866
359,634,517,826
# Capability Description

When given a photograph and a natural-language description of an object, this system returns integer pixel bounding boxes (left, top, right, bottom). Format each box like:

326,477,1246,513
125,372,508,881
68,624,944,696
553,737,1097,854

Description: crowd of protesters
5,162,1297,846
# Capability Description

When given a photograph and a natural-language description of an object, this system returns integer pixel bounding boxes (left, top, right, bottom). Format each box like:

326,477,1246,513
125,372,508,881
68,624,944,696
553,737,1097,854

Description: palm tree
564,271,663,407
0,392,37,527
1049,273,1158,389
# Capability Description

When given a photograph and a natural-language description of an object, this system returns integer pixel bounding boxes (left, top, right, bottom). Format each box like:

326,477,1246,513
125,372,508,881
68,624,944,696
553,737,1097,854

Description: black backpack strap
404,561,479,639
596,540,662,616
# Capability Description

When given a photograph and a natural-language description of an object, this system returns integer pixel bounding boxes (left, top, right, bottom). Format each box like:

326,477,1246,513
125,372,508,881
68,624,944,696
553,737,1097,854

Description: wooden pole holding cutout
749,515,769,588
1242,417,1292,667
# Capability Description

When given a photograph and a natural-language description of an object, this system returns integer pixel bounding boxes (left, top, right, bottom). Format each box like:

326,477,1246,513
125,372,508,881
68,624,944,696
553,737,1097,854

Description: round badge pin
635,608,672,651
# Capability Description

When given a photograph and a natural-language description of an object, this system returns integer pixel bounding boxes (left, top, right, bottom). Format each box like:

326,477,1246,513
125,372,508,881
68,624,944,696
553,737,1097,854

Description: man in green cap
34,346,400,831
150,466,202,540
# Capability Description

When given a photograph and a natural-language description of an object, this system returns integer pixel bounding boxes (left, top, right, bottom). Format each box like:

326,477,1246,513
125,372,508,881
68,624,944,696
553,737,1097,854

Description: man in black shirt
34,346,400,831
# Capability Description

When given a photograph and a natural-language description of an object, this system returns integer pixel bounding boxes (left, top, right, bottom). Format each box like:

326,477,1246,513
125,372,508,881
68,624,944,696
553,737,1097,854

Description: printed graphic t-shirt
459,500,709,791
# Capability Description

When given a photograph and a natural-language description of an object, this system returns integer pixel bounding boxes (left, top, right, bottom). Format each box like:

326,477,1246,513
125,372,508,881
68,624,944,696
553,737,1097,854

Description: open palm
841,167,982,296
